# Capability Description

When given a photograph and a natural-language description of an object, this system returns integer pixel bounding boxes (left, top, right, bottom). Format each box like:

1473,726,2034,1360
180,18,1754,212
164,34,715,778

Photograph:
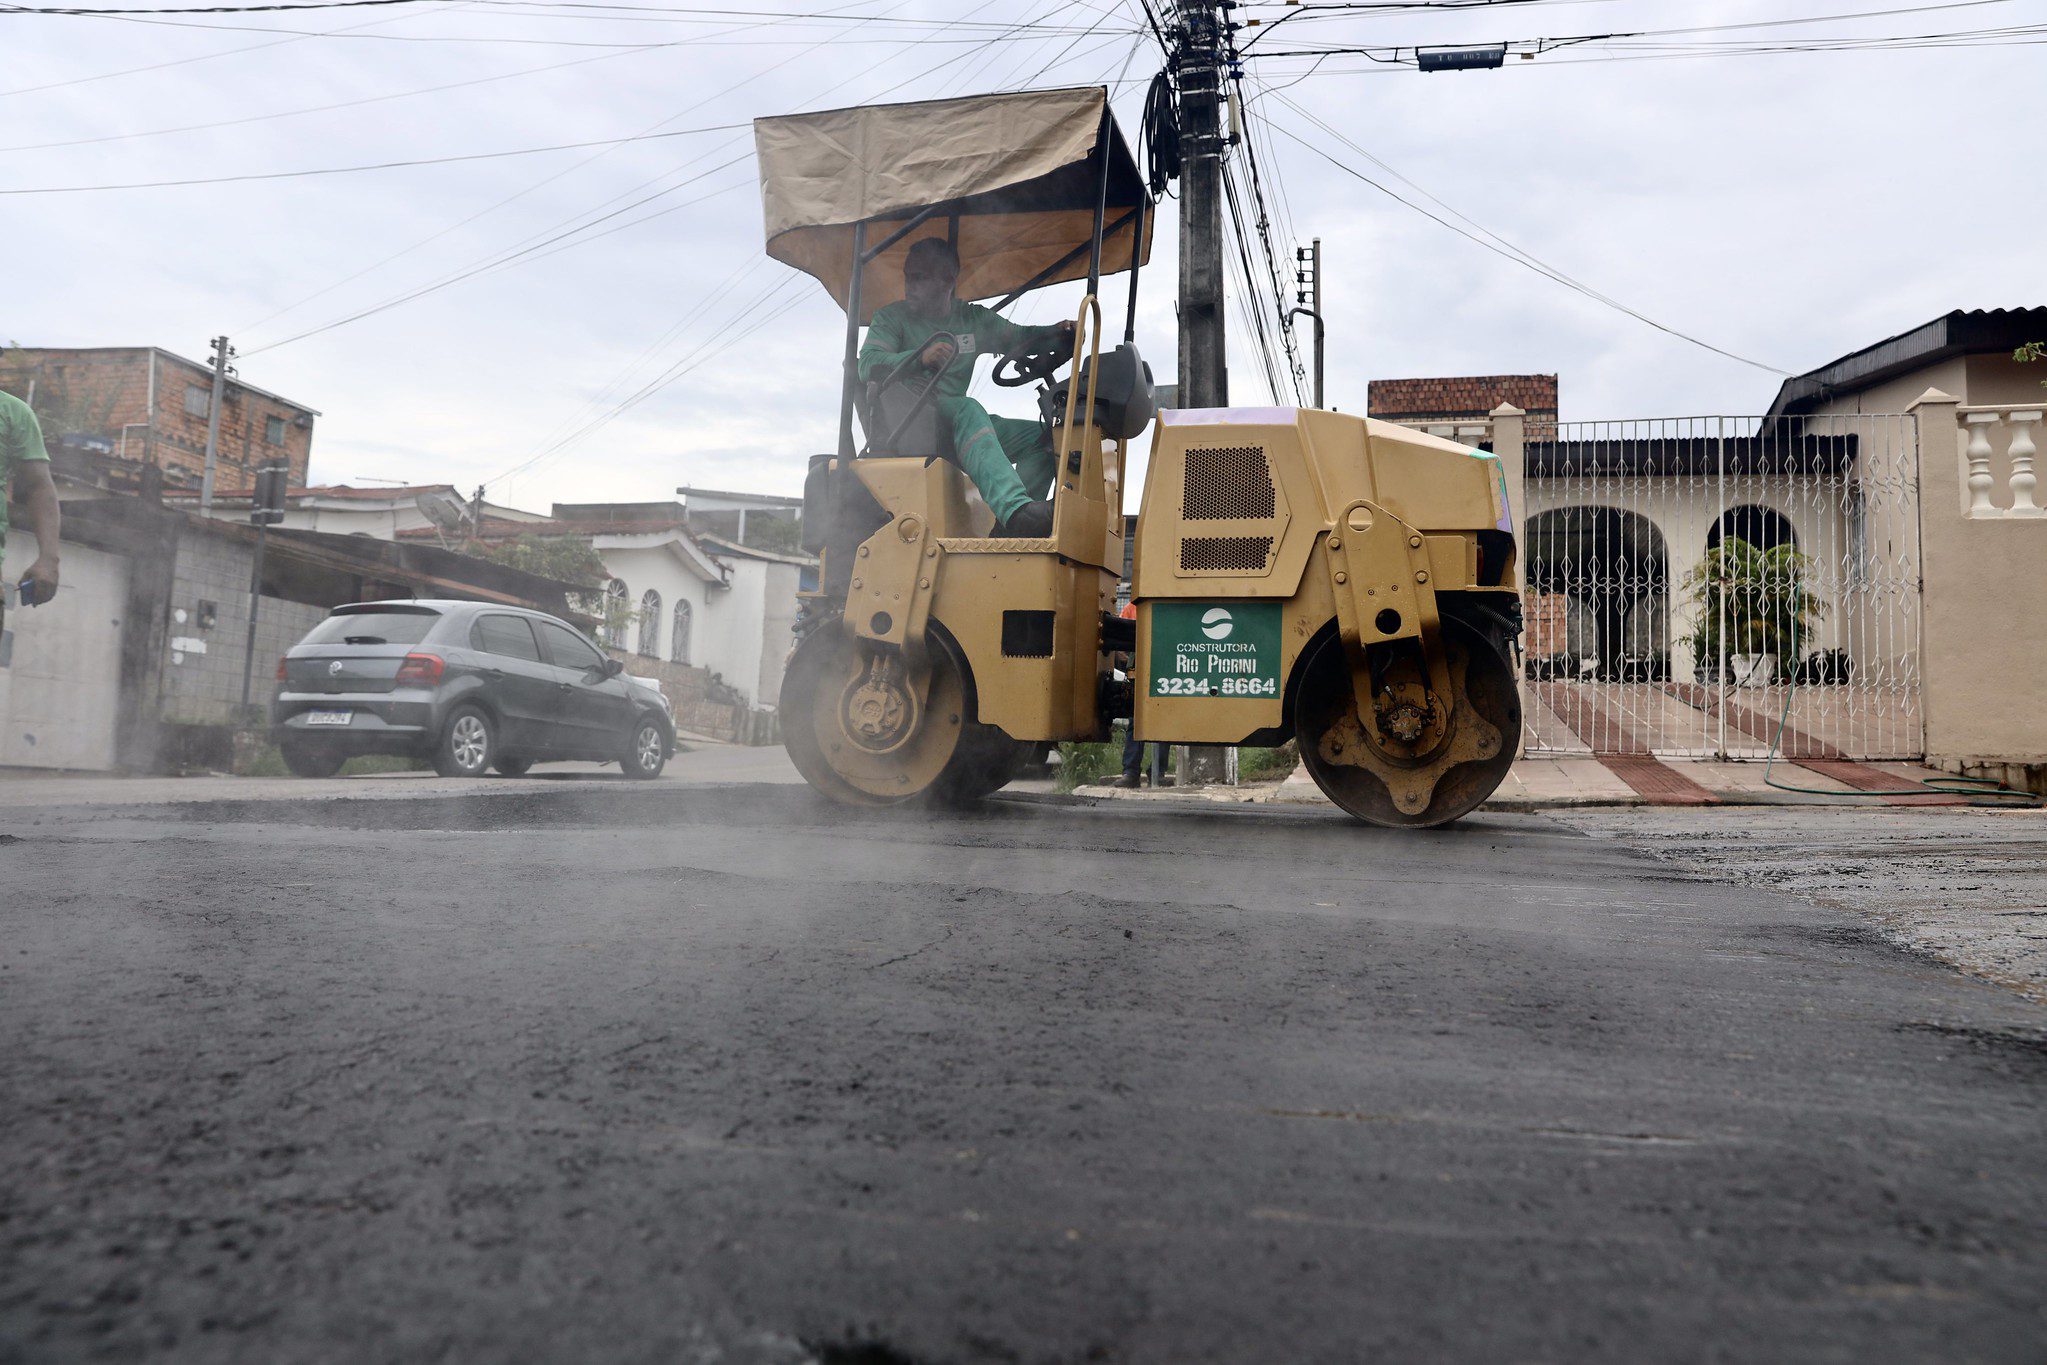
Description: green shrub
1056,741,1123,791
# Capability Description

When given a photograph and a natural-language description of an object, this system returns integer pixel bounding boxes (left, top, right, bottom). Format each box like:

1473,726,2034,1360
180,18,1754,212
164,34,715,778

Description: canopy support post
860,204,944,265
838,219,866,461
1086,108,1112,297
1123,193,1147,345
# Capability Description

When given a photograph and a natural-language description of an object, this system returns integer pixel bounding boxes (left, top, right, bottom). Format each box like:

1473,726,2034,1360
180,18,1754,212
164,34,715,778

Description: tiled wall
159,532,325,725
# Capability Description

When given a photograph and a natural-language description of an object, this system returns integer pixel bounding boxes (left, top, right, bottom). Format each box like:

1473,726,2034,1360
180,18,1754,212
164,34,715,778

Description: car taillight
395,652,445,686
275,656,289,682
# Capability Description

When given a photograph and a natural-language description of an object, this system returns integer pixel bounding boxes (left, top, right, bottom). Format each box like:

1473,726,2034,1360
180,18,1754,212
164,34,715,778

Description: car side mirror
602,658,626,678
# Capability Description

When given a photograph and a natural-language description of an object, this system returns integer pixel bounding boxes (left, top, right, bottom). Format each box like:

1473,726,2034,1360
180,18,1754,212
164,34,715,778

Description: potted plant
1679,537,1826,687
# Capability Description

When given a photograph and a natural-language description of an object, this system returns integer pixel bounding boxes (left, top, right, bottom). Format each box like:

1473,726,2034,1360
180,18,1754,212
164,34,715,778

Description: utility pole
1292,238,1325,408
1174,0,1230,410
241,461,288,714
200,335,233,512
1172,0,1236,785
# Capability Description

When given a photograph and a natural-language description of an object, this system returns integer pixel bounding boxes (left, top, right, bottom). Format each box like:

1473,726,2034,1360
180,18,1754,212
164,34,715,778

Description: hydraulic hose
1760,670,2039,806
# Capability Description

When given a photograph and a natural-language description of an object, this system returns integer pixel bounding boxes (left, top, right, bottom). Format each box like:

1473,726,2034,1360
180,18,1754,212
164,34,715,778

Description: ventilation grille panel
1182,445,1275,520
1180,536,1275,572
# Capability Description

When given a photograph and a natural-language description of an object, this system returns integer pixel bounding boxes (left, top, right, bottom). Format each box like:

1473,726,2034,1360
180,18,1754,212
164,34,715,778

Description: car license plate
303,709,353,726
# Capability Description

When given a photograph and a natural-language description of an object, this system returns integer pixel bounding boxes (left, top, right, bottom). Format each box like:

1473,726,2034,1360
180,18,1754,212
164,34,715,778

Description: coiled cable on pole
1141,67,1181,196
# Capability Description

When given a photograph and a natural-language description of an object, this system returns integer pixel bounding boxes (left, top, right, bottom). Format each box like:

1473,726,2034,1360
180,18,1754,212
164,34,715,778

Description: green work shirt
0,389,51,560
858,299,1056,400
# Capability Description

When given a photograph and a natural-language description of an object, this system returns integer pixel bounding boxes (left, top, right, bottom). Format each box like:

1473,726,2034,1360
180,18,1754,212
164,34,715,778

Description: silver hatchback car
273,600,674,779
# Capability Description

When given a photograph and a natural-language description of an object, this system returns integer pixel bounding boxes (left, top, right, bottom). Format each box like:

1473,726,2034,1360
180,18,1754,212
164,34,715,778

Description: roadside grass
237,743,426,778
1056,738,1298,791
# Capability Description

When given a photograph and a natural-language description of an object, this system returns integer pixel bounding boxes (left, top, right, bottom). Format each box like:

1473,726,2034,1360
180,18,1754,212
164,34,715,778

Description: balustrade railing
1958,405,2045,519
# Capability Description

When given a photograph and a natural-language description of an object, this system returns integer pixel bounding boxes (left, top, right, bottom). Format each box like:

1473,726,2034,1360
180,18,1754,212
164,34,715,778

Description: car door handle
483,667,504,678
557,682,572,691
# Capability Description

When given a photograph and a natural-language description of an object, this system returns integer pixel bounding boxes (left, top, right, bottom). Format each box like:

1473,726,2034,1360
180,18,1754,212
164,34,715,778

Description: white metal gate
1519,414,1921,760
1,530,127,771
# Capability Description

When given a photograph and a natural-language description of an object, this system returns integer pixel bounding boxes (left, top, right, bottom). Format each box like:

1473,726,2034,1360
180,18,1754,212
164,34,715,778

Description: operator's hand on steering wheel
1055,319,1077,342
918,338,957,371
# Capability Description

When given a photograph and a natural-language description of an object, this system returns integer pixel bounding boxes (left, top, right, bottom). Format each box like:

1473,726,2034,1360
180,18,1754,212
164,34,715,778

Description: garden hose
1761,675,2040,806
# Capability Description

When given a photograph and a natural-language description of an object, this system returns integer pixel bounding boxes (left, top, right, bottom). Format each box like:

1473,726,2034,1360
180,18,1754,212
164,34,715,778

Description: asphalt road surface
4,784,2044,1363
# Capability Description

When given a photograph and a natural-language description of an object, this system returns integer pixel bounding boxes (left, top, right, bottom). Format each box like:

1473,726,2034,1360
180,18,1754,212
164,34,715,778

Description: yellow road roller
756,87,1521,827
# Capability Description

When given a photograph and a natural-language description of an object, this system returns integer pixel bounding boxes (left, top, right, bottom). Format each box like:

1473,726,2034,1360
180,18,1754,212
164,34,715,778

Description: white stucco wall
591,542,719,670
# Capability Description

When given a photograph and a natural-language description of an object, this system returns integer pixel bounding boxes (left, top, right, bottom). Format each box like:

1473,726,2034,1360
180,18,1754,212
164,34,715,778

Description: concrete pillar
1489,403,1527,592
1908,387,2047,771
1488,404,1530,755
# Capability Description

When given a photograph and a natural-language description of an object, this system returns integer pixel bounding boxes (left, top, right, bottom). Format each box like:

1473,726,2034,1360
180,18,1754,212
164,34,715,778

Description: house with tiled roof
1365,309,2047,781
1368,374,1558,440
165,483,551,540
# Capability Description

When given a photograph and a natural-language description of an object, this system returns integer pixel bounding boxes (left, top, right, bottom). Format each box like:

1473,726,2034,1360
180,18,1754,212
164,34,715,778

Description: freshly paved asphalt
3,782,2043,1363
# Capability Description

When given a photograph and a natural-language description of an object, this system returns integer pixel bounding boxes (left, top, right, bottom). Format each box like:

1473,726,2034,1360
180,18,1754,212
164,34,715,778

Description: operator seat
861,379,955,460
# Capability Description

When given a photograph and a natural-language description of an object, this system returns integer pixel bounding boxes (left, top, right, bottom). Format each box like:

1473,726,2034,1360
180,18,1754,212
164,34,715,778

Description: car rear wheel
493,756,533,777
280,738,347,778
624,716,668,780
433,705,495,778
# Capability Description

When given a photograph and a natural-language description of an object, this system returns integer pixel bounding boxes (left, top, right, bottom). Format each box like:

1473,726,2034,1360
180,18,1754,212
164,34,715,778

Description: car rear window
299,608,440,648
472,614,543,661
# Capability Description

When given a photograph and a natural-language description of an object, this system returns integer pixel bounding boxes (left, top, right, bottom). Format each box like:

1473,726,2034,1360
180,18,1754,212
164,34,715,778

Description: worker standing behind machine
858,238,1073,537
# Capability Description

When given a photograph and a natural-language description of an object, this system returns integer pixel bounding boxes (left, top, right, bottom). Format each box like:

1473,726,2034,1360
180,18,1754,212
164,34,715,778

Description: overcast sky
6,0,2041,512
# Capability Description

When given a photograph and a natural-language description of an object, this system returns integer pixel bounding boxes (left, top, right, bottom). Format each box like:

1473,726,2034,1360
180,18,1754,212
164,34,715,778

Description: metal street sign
1416,45,1507,72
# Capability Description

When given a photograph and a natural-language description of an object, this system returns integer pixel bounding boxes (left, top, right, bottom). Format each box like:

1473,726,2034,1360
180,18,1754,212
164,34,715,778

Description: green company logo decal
1147,601,1282,698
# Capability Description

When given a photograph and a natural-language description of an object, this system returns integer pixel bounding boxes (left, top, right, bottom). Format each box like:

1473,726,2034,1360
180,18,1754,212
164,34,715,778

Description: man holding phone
0,383,61,646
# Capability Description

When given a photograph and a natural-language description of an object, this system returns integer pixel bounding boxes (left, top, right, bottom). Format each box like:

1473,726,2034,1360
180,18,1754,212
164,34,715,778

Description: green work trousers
940,396,1055,523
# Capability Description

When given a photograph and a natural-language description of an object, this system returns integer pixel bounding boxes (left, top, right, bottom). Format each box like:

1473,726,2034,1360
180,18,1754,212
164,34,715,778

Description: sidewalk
0,739,803,810
1077,752,1994,810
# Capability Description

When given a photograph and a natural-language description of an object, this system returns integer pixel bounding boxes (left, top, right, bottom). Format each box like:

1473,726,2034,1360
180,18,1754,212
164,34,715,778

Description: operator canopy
754,86,1154,324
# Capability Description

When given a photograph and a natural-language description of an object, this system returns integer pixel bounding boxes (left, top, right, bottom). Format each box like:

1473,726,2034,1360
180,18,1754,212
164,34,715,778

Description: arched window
637,589,662,658
602,578,628,648
670,599,693,666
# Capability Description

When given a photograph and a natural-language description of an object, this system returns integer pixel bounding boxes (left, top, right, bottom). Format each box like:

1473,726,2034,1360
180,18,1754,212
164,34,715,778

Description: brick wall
0,348,314,495
1368,374,1559,440
159,530,326,726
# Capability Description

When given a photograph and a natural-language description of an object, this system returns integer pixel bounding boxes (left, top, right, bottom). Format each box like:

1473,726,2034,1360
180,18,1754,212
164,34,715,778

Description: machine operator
858,237,1073,538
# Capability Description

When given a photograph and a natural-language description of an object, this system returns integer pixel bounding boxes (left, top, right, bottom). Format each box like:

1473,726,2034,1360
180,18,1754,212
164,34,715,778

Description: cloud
5,0,2040,512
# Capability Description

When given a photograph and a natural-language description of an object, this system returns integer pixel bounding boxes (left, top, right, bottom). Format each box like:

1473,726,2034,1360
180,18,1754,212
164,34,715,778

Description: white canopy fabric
755,86,1152,322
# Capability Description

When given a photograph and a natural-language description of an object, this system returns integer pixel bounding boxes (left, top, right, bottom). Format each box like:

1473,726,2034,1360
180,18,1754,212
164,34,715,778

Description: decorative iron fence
1517,414,1921,760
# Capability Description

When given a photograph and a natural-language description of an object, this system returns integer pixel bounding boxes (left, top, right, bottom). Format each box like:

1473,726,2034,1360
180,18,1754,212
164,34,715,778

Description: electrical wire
235,0,944,340
1262,105,1790,376
3,0,439,12
0,0,470,98
1227,74,1307,400
0,122,747,194
0,33,689,151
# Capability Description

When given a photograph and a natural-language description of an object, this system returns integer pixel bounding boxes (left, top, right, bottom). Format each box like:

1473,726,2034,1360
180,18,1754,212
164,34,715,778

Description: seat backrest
865,381,954,460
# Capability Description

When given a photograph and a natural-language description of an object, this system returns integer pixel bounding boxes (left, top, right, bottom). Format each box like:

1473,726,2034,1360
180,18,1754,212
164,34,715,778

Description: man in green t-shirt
0,385,62,644
857,238,1074,537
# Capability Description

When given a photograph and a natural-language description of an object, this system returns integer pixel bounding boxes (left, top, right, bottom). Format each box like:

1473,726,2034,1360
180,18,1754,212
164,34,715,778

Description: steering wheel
992,332,1071,388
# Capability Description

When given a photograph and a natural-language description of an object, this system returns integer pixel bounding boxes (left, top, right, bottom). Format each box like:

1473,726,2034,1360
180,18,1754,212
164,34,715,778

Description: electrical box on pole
252,462,288,527
242,459,288,713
